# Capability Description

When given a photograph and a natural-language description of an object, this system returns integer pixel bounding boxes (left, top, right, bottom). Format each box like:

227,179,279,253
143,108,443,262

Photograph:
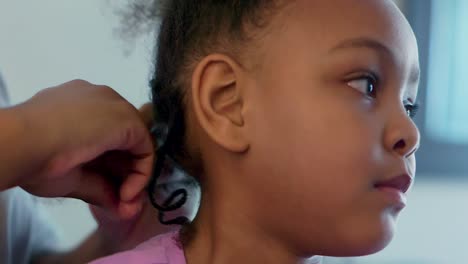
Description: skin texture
182,0,420,263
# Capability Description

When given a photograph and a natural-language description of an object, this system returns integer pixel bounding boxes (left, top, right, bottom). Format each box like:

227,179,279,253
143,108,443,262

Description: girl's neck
183,189,322,264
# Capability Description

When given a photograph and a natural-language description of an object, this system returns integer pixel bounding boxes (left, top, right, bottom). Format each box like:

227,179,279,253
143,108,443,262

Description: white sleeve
0,188,60,264
0,70,10,107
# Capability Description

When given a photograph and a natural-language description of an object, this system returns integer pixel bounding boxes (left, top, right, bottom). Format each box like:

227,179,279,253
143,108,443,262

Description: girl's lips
374,174,412,194
375,186,407,208
374,174,412,208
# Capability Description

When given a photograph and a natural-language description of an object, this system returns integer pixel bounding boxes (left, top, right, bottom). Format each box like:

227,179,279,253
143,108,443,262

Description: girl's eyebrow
328,37,393,56
329,37,421,85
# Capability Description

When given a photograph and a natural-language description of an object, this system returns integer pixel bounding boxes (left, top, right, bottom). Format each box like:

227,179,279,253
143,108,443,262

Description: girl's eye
347,75,377,98
404,103,420,119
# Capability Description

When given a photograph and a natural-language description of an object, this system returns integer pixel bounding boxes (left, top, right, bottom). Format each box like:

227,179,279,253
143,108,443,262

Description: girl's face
241,0,420,256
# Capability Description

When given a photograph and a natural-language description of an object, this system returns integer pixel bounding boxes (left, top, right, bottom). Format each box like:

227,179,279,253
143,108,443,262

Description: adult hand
14,80,154,218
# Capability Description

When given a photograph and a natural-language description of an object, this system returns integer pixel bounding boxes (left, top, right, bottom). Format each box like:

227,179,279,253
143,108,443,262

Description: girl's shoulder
89,231,186,264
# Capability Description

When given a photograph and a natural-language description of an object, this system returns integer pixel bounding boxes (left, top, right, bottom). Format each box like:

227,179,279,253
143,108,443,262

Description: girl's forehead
267,0,418,65
277,1,407,37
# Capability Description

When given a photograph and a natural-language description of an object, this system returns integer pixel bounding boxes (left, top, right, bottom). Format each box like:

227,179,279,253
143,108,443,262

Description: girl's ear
190,54,249,153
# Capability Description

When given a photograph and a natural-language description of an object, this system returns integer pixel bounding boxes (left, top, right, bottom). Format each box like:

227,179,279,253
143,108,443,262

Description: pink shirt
90,231,324,264
90,231,186,264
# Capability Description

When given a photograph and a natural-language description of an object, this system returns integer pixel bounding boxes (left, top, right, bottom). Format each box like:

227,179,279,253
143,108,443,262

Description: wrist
0,108,25,188
10,101,58,183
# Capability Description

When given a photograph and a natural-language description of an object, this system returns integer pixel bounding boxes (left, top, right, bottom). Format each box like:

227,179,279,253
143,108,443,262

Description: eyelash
404,102,420,119
347,72,420,119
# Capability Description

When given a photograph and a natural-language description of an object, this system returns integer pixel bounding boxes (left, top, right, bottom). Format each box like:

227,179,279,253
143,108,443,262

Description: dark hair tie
147,108,189,226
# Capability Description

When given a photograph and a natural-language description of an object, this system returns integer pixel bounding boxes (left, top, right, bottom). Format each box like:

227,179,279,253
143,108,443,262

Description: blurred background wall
0,1,466,263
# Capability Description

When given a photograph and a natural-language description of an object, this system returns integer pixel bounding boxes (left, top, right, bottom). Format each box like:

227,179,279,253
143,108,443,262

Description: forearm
0,106,51,191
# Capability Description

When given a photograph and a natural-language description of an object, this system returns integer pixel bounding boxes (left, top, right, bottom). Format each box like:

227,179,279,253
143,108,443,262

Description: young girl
92,0,421,263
